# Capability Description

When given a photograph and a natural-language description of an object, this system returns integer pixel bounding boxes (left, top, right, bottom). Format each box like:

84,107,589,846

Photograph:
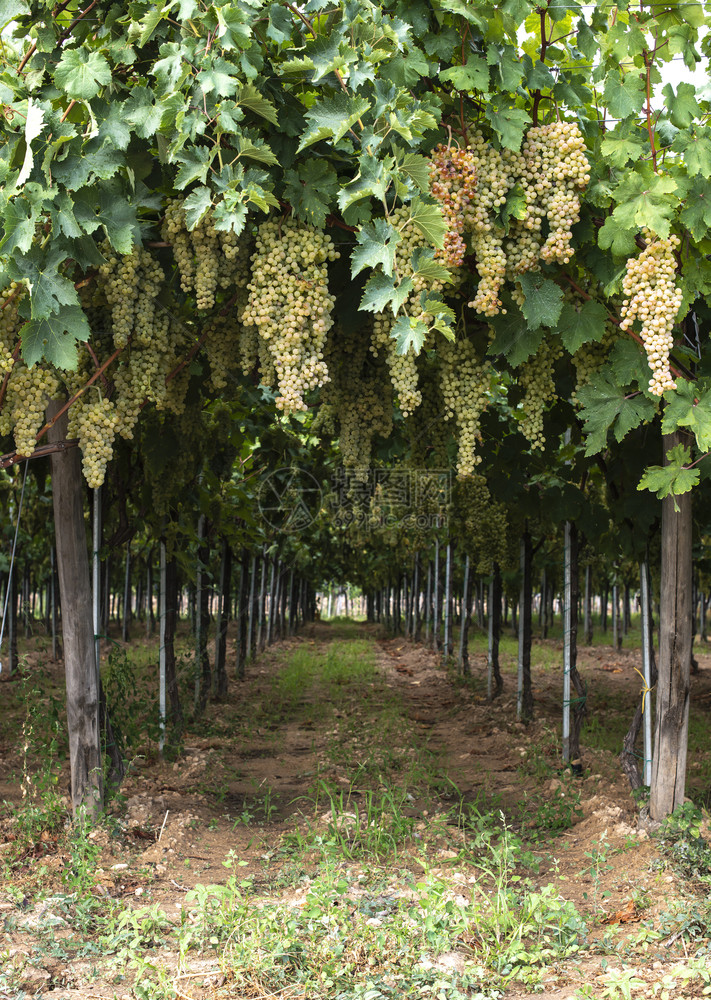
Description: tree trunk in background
519,531,533,722
48,403,103,820
164,555,183,736
584,565,593,645
650,433,693,821
490,562,503,698
214,539,231,698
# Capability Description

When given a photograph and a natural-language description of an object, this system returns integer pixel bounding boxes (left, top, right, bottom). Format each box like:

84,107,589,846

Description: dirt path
1,621,711,999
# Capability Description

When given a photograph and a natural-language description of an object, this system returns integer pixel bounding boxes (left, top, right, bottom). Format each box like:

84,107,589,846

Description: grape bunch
518,339,562,449
430,144,479,266
450,472,508,572
0,365,60,457
98,247,169,349
506,121,589,274
371,208,449,416
619,231,681,396
320,323,392,474
571,321,620,403
0,284,23,377
428,123,589,317
439,337,492,476
68,396,120,489
242,218,339,412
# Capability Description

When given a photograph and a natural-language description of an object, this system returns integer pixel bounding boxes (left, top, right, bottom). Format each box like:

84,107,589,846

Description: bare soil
1,620,711,999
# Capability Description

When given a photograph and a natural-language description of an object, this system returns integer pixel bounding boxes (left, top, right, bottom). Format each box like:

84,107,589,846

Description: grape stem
34,344,125,445
0,438,79,471
85,343,111,392
17,0,76,73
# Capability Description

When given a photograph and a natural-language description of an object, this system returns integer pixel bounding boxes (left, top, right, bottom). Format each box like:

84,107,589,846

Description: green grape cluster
428,123,590,317
242,217,338,412
430,144,479,266
405,357,450,468
518,339,563,449
571,319,619,403
371,209,447,416
162,200,253,312
98,246,169,349
0,284,24,377
620,230,682,396
439,338,492,476
450,473,508,572
506,121,589,274
0,365,60,457
320,324,393,475
204,239,253,390
68,396,120,489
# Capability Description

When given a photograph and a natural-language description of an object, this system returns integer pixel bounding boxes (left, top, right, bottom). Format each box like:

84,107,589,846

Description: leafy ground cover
1,620,711,999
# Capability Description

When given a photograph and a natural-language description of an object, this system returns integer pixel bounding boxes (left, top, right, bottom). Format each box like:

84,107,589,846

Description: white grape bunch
619,231,681,396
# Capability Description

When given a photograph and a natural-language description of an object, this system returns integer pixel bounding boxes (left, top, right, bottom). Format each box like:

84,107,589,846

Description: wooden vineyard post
517,531,533,722
584,564,592,645
650,432,693,820
159,539,167,754
48,401,103,820
458,552,470,675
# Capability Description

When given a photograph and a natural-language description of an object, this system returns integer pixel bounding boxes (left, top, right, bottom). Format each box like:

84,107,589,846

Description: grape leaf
611,172,679,239
397,151,431,192
523,55,555,90
55,49,111,100
487,306,545,367
17,98,45,187
484,103,529,151
20,304,89,369
577,373,656,456
598,215,637,256
284,160,338,227
391,315,428,355
360,272,414,314
351,218,401,278
638,443,699,505
297,93,371,152
662,82,701,129
197,57,239,97
680,176,711,241
410,248,452,283
407,198,446,248
8,246,79,319
517,272,563,330
0,199,37,254
607,337,649,386
600,126,645,169
557,298,607,353
51,190,83,239
183,186,213,230
661,378,711,452
337,155,388,213
603,71,645,118
671,128,711,177
0,0,28,27
236,136,279,166
439,54,489,92
236,84,279,125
